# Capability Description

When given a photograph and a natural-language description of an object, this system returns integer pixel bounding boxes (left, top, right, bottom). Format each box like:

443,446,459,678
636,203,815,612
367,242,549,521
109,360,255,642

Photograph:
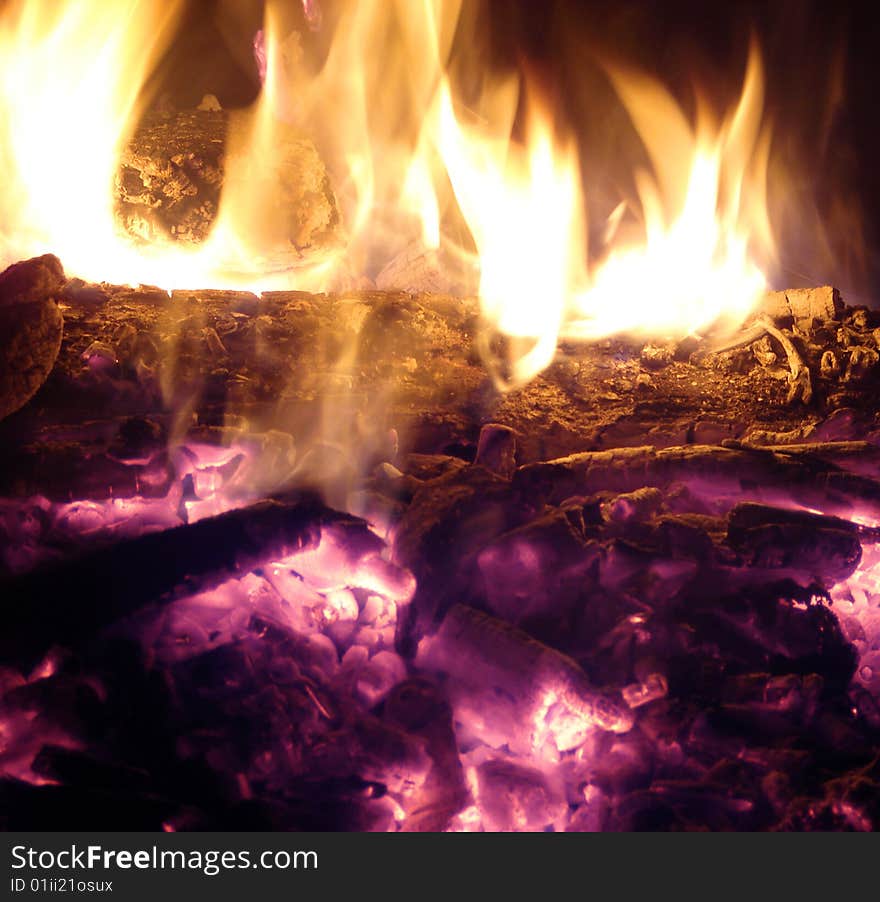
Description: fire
0,0,774,386
569,47,773,343
435,43,773,386
0,0,188,285
437,81,587,387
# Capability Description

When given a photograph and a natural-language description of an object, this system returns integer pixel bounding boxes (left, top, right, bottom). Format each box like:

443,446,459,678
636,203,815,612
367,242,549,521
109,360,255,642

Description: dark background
155,0,880,302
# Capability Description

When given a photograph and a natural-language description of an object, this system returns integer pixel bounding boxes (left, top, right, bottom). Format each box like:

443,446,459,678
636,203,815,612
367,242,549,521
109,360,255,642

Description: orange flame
0,1,776,387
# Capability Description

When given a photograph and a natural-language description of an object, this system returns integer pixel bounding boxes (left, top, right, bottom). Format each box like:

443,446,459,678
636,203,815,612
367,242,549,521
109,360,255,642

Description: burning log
5,258,878,466
0,496,412,671
0,255,65,421
115,107,340,258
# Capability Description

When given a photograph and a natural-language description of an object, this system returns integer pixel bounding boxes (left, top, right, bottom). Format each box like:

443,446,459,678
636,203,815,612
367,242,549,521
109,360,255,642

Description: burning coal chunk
115,108,340,260
476,509,601,623
416,605,633,758
383,678,470,831
726,502,863,585
306,716,433,822
470,758,568,832
0,255,65,422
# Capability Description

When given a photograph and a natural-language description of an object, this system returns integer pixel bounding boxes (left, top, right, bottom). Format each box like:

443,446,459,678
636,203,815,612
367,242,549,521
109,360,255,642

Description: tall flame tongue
436,43,774,387
570,45,773,343
437,81,587,388
0,0,773,387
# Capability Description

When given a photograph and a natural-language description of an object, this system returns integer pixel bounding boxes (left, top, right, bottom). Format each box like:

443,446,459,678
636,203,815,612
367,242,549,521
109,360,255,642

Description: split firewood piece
375,239,477,295
115,107,340,261
514,443,880,522
0,496,412,671
115,109,225,245
416,604,634,757
759,286,843,324
0,255,65,422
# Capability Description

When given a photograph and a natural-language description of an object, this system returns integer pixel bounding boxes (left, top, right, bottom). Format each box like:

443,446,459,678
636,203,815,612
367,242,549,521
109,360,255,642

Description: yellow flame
434,42,774,385
0,1,775,387
570,45,772,342
0,0,185,281
437,81,587,386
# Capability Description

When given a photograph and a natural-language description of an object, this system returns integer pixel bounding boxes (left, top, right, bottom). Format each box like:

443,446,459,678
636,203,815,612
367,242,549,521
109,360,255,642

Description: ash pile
1,255,879,831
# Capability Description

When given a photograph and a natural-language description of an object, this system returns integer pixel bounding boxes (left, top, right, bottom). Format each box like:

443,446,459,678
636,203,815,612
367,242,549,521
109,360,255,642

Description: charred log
514,443,880,520
0,496,405,670
4,274,880,473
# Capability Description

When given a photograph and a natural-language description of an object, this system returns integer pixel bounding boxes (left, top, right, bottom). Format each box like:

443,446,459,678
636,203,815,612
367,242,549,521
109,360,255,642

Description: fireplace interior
0,0,879,832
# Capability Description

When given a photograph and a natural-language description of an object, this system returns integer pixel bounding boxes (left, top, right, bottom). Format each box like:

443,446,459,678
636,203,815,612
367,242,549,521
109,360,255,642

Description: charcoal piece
399,453,468,481
621,673,668,708
0,441,175,501
416,604,633,756
107,416,168,462
384,679,469,831
589,733,657,796
612,779,761,831
0,496,385,670
476,508,601,623
307,716,432,801
393,465,530,649
844,346,879,383
776,757,880,832
686,599,857,691
820,758,880,831
603,486,664,523
0,255,65,421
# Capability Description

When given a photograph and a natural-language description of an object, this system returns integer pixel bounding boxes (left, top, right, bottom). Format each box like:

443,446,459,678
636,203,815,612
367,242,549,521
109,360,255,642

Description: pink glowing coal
2,431,880,832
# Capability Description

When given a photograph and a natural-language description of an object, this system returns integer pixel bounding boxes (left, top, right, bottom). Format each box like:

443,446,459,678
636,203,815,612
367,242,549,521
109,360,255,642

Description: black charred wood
514,443,880,521
726,502,863,583
0,496,378,671
30,745,154,795
0,777,177,830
